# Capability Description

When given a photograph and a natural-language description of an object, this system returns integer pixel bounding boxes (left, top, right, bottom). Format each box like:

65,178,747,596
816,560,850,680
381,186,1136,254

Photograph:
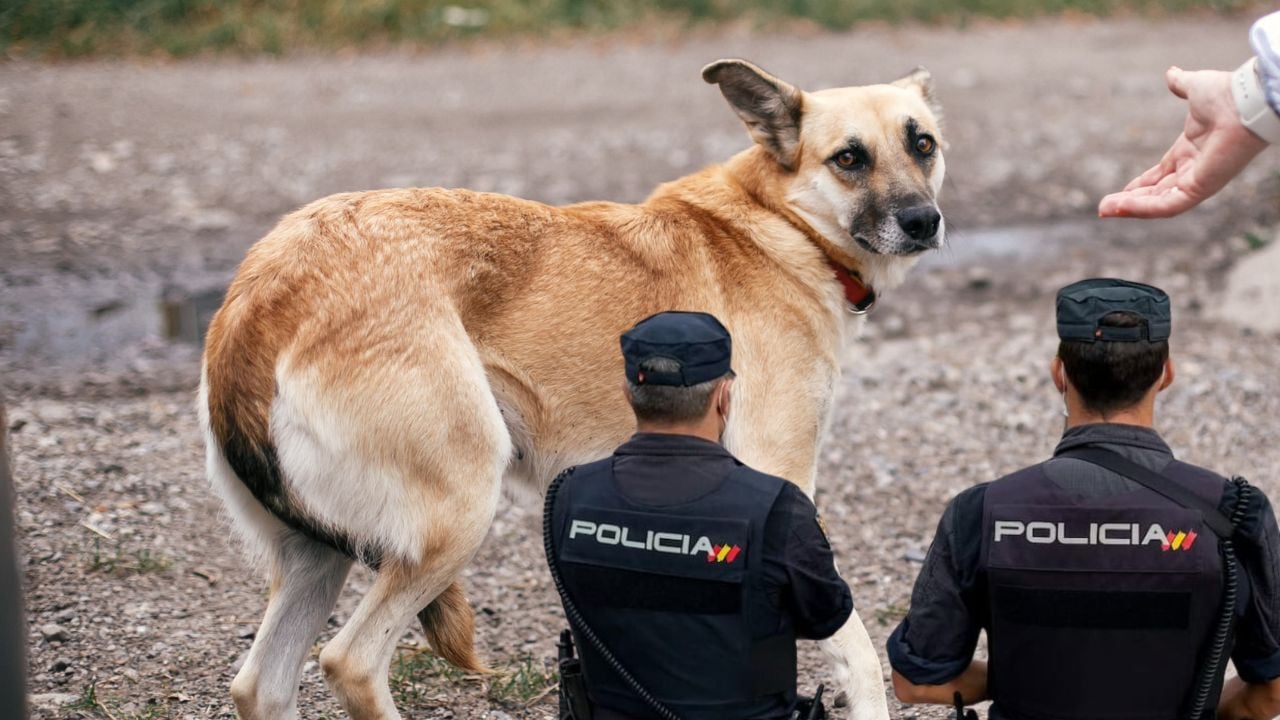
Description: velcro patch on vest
994,586,1191,629
988,505,1207,573
561,506,749,582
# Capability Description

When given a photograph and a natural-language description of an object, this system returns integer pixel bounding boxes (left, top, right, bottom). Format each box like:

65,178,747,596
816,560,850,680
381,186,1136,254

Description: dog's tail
418,580,489,673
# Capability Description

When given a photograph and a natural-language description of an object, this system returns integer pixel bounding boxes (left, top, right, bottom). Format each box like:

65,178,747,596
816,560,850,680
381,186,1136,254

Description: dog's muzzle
895,206,943,254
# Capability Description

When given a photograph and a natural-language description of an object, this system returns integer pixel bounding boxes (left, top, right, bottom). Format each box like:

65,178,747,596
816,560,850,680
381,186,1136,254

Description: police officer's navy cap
1056,278,1171,343
621,311,732,387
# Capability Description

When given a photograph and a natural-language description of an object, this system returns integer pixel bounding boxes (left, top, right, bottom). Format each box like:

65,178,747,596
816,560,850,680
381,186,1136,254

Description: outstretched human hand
1098,66,1268,219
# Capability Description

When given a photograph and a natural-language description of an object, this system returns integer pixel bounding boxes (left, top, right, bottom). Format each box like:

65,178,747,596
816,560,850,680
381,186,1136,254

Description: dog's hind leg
317,469,501,720
230,532,352,720
304,316,508,719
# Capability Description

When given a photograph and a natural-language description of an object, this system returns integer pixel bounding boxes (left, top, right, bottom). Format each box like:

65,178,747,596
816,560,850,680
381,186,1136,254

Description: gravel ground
5,14,1280,720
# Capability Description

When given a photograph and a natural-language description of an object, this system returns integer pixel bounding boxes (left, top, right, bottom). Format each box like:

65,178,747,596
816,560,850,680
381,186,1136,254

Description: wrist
1233,57,1280,145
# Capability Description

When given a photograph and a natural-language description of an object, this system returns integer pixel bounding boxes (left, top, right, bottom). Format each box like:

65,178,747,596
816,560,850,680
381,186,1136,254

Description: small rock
29,693,79,711
49,658,71,673
34,403,72,424
54,608,76,623
966,266,993,291
903,548,928,564
88,151,117,174
40,623,69,642
123,668,140,682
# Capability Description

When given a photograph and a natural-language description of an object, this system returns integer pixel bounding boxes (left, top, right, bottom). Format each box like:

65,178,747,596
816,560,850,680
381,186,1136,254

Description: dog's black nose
895,206,941,243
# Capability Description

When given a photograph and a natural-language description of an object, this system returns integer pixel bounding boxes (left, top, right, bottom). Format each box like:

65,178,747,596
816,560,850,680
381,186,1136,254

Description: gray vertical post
0,399,28,719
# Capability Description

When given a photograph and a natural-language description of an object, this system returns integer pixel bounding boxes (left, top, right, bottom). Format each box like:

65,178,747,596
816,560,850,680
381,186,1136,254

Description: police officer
545,311,852,720
887,278,1280,719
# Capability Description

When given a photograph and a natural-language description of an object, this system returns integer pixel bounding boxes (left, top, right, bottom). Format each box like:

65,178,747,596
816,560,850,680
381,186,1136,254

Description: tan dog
200,59,945,720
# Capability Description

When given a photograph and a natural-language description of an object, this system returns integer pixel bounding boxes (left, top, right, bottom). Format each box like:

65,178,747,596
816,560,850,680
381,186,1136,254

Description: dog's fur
201,59,945,720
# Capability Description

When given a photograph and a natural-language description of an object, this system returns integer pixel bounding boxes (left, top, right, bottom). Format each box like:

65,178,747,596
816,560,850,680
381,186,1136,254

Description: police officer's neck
635,415,723,445
1064,396,1157,431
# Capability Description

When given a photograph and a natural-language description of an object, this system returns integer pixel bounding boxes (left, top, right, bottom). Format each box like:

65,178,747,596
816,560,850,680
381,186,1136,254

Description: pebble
28,693,79,710
34,403,72,424
39,623,69,642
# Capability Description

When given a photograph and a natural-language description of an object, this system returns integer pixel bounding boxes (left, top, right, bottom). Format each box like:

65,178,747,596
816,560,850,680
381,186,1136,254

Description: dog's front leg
821,611,890,720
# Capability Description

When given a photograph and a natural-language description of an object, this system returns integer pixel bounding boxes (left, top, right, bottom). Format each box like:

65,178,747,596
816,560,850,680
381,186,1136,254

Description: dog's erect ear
893,66,941,117
702,59,804,170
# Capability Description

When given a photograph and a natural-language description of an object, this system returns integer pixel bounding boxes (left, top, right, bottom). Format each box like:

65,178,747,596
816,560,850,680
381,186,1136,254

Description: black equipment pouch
790,684,826,720
952,691,979,720
558,629,593,720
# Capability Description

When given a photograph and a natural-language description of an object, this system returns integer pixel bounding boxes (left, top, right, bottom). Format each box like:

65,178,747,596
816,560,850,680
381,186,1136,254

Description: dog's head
703,59,945,290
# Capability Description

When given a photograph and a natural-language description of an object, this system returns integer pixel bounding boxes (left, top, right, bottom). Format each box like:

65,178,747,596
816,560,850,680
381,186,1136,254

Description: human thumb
1166,66,1188,99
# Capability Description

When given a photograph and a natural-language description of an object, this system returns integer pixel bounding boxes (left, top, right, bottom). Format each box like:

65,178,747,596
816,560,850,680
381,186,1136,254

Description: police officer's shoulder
1225,478,1277,544
1156,460,1274,545
547,462,590,512
941,482,990,537
949,482,990,513
730,464,795,502
553,458,609,490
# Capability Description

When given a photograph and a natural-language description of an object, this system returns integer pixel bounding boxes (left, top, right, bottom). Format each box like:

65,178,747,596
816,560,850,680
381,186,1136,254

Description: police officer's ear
715,375,734,418
1158,357,1175,393
1050,356,1068,394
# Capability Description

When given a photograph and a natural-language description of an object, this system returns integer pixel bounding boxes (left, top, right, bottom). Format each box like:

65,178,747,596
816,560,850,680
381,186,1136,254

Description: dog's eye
834,150,862,169
915,135,936,156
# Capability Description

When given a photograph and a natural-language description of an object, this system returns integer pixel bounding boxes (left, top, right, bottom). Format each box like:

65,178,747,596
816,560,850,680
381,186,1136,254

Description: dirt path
5,14,1280,720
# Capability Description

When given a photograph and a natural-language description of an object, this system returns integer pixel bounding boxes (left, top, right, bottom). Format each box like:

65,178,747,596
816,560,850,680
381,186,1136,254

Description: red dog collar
829,261,876,314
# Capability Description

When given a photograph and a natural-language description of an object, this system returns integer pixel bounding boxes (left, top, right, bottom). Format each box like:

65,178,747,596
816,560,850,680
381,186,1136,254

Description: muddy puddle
924,218,1117,268
2,273,227,369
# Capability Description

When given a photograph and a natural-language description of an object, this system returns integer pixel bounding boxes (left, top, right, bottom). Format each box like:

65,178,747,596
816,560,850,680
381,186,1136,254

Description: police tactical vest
980,457,1229,720
551,456,795,720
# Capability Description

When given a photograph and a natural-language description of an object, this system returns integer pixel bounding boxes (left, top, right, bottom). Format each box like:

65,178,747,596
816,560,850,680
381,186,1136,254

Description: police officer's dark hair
626,357,730,423
1058,311,1169,414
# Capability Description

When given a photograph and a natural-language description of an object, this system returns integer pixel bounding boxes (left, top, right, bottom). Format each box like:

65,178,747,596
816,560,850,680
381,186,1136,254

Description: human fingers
1098,185,1199,219
1121,160,1171,192
1165,66,1189,99
1120,133,1192,192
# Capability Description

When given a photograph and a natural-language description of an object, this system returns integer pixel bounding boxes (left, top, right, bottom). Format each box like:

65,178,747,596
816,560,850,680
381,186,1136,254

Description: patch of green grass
390,646,472,706
485,653,558,707
388,646,558,709
69,680,169,720
1243,231,1271,251
68,680,101,714
86,538,173,576
874,602,908,626
0,0,1263,59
